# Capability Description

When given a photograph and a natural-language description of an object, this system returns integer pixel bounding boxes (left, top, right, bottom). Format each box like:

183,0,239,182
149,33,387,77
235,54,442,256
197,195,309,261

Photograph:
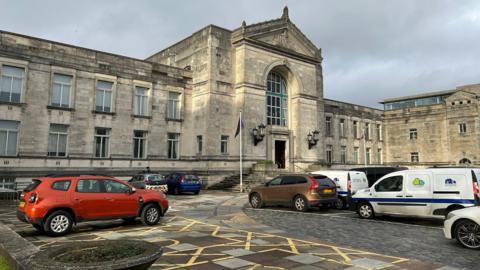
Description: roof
381,89,455,104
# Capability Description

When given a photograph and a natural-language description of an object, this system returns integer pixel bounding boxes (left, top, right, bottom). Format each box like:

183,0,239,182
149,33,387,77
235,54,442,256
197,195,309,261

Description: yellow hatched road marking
179,220,197,232
245,231,253,250
186,247,205,265
287,238,299,254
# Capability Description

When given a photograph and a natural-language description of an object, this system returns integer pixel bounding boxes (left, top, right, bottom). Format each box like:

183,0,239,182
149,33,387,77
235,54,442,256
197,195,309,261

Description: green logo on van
412,178,425,186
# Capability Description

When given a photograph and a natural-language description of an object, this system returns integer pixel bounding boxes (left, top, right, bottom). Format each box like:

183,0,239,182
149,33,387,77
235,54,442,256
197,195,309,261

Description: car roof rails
43,173,113,178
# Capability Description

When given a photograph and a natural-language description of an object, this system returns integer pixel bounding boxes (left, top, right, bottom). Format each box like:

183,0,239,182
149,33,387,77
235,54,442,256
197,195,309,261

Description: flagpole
363,127,367,167
239,110,243,193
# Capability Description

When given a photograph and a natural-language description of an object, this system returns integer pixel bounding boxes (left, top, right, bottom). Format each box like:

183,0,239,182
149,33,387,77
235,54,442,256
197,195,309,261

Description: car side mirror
129,187,136,194
265,182,269,187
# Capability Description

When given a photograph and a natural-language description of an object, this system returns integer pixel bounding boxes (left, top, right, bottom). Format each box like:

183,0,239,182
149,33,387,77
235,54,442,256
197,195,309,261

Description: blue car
166,173,201,195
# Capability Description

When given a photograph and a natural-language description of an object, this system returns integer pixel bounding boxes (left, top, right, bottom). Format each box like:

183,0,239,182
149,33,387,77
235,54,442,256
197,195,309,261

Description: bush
0,256,11,270
257,160,274,165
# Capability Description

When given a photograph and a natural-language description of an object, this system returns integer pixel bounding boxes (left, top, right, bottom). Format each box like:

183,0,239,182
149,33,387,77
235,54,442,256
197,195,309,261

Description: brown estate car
249,174,338,211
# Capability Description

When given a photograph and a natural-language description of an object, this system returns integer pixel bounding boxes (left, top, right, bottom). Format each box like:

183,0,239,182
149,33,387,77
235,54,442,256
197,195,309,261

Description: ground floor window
168,133,180,159
353,147,359,164
48,124,68,157
411,152,419,163
340,146,346,164
326,145,333,164
0,120,19,156
94,128,110,158
221,135,229,154
133,130,147,158
366,147,371,165
377,148,383,164
197,135,202,154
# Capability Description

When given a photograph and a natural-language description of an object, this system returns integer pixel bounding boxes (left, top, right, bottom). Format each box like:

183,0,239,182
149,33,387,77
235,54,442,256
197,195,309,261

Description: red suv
17,175,169,236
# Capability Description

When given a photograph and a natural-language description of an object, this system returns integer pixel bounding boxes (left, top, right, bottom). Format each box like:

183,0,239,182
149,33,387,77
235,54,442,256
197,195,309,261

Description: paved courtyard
0,192,465,269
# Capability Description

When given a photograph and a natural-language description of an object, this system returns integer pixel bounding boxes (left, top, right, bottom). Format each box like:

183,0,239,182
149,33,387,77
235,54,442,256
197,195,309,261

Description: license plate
19,201,25,208
323,189,333,193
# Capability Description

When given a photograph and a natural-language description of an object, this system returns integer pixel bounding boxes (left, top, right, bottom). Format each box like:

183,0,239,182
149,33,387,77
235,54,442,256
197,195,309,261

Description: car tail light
28,193,37,203
473,181,479,195
309,177,318,192
347,179,352,191
180,176,185,183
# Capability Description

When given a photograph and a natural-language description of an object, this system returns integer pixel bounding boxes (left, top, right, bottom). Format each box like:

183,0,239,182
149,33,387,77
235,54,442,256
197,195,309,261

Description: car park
129,173,168,193
17,174,169,236
444,206,480,249
353,168,480,219
249,174,338,212
310,170,369,209
166,173,202,195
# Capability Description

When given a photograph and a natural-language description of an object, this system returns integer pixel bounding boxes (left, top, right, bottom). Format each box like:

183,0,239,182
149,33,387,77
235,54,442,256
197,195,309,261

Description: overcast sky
1,0,480,108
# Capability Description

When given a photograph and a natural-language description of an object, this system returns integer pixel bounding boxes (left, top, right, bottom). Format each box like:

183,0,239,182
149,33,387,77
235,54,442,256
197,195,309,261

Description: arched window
266,71,287,126
459,158,471,165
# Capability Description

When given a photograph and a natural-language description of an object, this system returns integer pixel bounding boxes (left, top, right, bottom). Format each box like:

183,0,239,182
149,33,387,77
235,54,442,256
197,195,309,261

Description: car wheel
357,202,374,219
141,204,161,226
250,193,264,209
454,219,480,249
43,210,73,236
194,190,200,195
335,197,347,210
293,196,309,212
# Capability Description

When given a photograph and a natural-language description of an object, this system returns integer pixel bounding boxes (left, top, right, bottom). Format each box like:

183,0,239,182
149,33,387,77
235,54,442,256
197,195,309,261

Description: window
340,146,346,164
94,128,110,158
95,80,113,112
197,135,202,154
168,133,179,159
51,74,72,108
409,128,417,140
268,177,282,186
376,124,382,140
377,148,383,164
0,177,15,191
51,180,71,191
325,116,332,137
326,144,333,164
0,65,24,103
167,92,181,119
366,147,371,165
47,124,68,157
0,120,19,156
339,119,346,137
375,176,403,192
459,123,467,134
353,147,359,164
282,176,306,185
133,130,147,159
365,123,370,140
134,86,148,116
266,71,287,126
411,152,419,163
353,121,358,138
104,180,130,193
221,135,229,154
76,179,102,193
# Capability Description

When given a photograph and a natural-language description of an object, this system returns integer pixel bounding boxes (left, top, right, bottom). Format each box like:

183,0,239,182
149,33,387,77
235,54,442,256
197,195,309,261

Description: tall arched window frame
266,72,287,126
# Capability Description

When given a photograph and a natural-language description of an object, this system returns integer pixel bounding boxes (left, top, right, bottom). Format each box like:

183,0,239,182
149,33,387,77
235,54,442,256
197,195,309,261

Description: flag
235,117,244,138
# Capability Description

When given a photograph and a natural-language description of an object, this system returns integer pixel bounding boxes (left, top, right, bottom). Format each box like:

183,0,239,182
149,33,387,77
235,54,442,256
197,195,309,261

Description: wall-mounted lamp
252,123,266,146
308,130,320,149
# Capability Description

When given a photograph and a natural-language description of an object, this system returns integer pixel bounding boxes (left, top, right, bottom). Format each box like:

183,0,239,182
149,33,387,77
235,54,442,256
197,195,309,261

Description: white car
444,207,480,249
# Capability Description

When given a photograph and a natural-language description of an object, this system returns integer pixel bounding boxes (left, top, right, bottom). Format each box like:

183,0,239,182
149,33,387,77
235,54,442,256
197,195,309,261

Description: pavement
0,192,469,269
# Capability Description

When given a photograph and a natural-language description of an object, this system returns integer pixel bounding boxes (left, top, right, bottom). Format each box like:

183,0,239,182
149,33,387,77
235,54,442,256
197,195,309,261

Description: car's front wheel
454,219,480,249
250,193,264,209
141,204,161,226
357,202,374,219
44,210,73,236
293,196,309,212
335,197,347,210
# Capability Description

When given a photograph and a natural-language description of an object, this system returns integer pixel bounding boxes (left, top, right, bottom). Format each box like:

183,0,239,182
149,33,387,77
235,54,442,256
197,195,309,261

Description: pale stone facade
0,8,384,186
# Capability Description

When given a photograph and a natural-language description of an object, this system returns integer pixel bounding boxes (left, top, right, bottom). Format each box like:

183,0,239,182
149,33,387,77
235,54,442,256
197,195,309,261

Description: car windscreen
312,176,335,187
148,175,165,181
24,179,42,192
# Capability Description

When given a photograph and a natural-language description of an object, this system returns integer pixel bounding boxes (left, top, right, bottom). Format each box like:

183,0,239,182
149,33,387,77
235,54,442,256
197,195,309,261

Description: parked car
444,207,480,249
129,173,168,193
310,170,369,209
166,173,202,195
249,174,338,212
17,174,169,236
350,166,408,187
353,168,480,219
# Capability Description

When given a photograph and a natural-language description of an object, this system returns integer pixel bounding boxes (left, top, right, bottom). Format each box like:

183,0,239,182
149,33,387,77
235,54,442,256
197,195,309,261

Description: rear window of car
184,175,199,181
51,180,71,191
312,176,336,187
24,179,42,192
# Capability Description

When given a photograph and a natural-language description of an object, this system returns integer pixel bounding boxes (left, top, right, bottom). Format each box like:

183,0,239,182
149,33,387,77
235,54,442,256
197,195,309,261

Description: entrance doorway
275,140,286,169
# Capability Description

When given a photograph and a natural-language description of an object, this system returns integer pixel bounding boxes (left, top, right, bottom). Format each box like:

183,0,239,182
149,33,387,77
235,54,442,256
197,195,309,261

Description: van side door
404,172,432,217
372,174,405,214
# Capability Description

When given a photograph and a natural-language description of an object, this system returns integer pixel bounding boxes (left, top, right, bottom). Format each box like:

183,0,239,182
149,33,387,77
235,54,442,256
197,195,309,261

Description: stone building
0,7,384,188
383,84,480,167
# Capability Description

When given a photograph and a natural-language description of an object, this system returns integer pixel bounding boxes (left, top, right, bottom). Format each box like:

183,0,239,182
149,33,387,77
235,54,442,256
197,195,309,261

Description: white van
310,170,369,209
352,168,480,219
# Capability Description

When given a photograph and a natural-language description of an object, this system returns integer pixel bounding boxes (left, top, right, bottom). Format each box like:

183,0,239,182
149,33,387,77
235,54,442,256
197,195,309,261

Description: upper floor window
0,120,19,156
51,74,72,108
221,135,229,154
94,128,110,158
0,65,24,103
266,71,287,126
48,124,68,157
459,123,467,134
409,128,417,140
134,86,148,116
96,80,113,112
197,135,202,155
167,92,181,119
376,124,382,140
339,119,346,137
364,123,370,140
325,116,332,137
353,121,359,139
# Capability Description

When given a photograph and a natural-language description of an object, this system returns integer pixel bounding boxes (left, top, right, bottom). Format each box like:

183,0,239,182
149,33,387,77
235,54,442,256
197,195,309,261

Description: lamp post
253,124,266,146
308,130,320,149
